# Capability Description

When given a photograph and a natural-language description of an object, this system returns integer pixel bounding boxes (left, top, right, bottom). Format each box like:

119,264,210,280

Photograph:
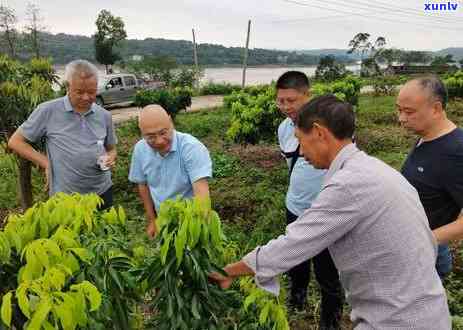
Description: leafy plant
212,153,239,178
225,86,282,144
239,278,289,330
0,55,56,210
311,75,362,106
138,197,231,330
444,70,463,99
314,55,348,82
134,88,192,120
0,193,140,330
225,77,361,144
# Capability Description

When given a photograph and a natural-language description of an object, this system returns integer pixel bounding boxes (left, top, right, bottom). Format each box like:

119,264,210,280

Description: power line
270,14,345,24
329,0,463,25
282,0,463,32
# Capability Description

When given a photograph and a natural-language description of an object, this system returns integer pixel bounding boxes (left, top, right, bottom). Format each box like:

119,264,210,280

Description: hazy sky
5,0,463,51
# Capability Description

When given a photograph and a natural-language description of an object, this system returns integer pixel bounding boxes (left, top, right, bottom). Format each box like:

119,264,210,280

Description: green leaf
62,253,80,274
160,233,173,265
167,295,174,319
69,291,87,326
259,302,271,325
118,206,126,225
174,219,188,267
210,213,222,247
191,294,200,320
6,231,22,254
188,214,201,248
1,292,12,327
55,296,76,330
71,281,101,312
42,320,55,330
109,267,124,293
27,297,52,330
68,248,93,263
243,291,258,311
16,283,31,318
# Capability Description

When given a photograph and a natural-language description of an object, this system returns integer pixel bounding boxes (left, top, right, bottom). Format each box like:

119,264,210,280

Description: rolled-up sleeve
242,181,361,295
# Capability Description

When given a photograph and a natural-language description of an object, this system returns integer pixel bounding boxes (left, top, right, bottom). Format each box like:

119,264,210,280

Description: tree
399,51,432,65
347,33,386,76
0,55,55,209
376,48,401,67
94,10,127,74
431,54,455,66
459,58,463,69
24,3,46,58
314,55,348,82
126,55,178,83
0,5,18,59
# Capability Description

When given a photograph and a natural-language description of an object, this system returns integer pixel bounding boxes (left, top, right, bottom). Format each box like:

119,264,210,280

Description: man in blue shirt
276,71,343,328
398,76,463,279
129,105,212,238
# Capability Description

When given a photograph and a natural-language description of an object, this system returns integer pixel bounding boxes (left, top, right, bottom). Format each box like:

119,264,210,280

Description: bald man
128,105,212,237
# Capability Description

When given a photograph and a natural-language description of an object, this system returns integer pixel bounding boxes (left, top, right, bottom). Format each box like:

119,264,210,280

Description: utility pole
192,28,199,89
242,20,251,88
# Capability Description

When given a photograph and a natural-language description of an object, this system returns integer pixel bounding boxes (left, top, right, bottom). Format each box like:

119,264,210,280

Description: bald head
138,105,175,155
139,105,173,131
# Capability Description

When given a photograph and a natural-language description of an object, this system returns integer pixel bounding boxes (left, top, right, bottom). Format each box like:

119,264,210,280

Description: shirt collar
150,130,178,158
323,143,360,185
169,130,178,153
64,95,95,116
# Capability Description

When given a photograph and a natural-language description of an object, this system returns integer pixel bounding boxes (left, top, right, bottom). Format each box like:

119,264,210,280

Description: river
55,64,361,88
201,65,360,85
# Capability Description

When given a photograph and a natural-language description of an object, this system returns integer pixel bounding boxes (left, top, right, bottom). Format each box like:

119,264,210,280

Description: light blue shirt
278,118,326,216
128,130,212,212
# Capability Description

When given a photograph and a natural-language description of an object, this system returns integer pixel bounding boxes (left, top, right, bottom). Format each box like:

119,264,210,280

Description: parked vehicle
96,74,161,107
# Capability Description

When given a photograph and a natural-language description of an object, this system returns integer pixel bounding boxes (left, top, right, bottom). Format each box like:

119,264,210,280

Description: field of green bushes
1,72,463,328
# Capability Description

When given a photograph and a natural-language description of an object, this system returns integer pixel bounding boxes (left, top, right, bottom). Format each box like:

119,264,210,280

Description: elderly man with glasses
128,105,212,238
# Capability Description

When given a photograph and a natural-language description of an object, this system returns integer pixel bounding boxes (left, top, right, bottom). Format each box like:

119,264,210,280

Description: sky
5,0,463,51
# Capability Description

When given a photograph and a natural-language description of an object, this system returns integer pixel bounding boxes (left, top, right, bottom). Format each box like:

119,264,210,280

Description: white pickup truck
96,73,160,107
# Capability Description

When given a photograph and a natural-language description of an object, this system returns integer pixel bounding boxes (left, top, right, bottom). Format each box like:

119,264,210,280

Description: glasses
143,129,170,142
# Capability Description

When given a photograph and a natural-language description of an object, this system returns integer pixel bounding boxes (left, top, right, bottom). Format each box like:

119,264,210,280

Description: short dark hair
276,71,310,92
296,94,355,140
414,75,448,110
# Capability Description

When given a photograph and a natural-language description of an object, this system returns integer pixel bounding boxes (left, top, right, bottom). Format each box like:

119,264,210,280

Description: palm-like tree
348,33,386,76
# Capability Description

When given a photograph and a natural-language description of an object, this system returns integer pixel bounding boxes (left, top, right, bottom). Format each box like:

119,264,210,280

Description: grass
1,94,463,329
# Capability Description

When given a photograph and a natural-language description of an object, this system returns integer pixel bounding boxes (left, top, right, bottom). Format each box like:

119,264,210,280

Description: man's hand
104,149,117,168
209,261,255,289
208,271,234,289
146,220,157,239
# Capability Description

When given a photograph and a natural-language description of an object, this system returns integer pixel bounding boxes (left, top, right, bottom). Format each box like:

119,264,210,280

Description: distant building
385,64,457,75
132,55,143,61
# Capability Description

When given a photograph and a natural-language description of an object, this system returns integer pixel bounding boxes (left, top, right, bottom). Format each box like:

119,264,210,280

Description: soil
226,144,282,169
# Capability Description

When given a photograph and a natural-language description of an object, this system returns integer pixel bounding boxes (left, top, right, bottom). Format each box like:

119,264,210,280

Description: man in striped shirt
211,95,451,329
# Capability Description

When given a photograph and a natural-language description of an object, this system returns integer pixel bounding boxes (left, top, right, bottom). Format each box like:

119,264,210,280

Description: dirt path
111,95,224,125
